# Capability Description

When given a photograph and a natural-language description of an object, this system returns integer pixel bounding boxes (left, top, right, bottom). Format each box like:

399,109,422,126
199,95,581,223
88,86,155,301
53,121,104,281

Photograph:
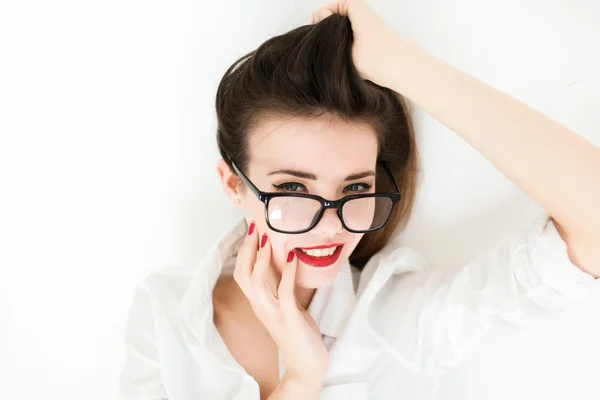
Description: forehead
248,116,379,178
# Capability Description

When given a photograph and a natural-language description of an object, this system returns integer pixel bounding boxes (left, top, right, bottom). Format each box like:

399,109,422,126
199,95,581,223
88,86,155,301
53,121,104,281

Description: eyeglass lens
266,196,393,233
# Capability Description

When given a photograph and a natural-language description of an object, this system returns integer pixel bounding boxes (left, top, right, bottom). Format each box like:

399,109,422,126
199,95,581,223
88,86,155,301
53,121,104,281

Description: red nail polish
248,222,255,236
260,234,268,248
287,251,295,262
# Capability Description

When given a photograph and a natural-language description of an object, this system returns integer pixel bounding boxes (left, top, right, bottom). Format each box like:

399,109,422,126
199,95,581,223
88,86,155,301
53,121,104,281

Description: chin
294,261,344,289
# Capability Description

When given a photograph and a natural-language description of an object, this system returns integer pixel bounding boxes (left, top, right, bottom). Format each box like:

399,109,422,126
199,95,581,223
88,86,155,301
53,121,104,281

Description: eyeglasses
231,161,402,234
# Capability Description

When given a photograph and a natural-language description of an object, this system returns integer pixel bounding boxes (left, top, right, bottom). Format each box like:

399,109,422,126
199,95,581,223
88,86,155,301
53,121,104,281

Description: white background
1,0,599,399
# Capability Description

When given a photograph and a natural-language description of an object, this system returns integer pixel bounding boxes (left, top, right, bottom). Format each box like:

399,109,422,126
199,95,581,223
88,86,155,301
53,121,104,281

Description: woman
118,1,600,399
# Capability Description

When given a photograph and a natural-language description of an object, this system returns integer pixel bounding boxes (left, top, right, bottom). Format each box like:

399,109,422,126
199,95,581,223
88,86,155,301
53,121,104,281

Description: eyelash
272,182,372,193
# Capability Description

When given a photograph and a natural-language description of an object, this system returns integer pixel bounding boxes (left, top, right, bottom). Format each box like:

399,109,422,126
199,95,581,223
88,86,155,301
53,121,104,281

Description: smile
298,246,338,257
294,244,344,268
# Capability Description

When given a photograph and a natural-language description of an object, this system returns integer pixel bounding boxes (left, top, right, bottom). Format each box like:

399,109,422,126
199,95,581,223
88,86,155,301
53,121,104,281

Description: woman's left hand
309,0,403,88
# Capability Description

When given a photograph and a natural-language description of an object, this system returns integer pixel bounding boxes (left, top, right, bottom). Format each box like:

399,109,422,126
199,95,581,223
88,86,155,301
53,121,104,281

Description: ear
216,158,243,208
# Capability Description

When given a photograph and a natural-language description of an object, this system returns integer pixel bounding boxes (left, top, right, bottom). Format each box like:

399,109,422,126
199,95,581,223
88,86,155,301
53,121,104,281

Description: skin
215,116,379,399
214,0,600,399
314,0,600,278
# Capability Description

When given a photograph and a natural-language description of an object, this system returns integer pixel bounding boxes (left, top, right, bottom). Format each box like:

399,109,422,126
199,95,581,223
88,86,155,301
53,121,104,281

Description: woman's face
223,116,379,289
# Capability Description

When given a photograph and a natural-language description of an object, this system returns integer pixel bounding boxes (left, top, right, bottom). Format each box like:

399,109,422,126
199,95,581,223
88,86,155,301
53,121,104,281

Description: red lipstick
294,245,344,268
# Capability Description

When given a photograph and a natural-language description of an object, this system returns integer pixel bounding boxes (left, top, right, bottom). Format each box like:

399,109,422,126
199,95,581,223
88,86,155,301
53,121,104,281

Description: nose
311,207,344,236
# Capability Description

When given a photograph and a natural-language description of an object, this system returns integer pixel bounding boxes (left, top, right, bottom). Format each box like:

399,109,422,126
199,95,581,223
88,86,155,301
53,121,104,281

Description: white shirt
118,211,599,399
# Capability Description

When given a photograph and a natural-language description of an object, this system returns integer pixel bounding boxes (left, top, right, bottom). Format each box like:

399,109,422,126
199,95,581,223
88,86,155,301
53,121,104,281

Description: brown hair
215,14,419,270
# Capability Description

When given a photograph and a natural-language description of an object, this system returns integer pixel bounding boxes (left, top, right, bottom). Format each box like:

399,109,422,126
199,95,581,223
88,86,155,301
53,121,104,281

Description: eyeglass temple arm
231,162,262,198
379,161,401,193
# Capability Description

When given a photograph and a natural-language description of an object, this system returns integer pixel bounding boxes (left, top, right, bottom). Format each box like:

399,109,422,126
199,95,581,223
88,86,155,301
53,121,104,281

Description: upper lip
296,243,344,250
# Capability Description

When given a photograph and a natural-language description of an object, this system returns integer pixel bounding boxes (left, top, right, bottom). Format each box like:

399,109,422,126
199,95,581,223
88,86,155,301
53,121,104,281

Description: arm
365,211,599,371
381,38,600,278
235,226,326,399
118,280,168,400
267,374,323,400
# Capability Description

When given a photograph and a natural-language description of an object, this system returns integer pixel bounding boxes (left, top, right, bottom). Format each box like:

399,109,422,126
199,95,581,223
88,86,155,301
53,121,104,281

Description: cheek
264,235,289,273
345,233,364,254
240,196,267,236
242,196,264,219
243,214,287,267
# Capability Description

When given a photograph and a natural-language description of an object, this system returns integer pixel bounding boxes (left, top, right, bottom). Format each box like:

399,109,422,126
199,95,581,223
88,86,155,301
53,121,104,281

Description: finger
266,257,282,300
310,7,333,24
310,0,350,24
278,250,298,314
301,308,320,333
321,0,347,16
233,221,259,297
251,233,278,309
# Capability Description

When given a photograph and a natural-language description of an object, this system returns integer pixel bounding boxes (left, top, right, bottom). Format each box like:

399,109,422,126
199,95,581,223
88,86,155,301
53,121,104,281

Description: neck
295,286,317,310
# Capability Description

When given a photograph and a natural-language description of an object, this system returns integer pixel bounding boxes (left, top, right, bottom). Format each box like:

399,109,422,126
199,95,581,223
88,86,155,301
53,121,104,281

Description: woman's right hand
233,221,329,389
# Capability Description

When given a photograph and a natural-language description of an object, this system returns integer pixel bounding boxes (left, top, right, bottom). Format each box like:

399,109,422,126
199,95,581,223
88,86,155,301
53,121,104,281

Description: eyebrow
267,169,376,181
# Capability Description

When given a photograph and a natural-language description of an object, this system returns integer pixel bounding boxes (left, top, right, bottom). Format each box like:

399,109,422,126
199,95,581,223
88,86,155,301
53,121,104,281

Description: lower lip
294,245,344,268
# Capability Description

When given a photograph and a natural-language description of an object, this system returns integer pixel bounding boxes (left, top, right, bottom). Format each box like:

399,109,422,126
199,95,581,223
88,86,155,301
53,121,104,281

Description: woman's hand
233,221,329,389
309,0,404,88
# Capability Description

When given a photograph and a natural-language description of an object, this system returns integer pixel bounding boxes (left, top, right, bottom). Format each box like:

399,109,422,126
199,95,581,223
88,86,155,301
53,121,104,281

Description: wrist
269,373,323,400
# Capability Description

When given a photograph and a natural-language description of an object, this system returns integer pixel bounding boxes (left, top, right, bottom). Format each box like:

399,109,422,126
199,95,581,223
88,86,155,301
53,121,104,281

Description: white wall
0,0,598,399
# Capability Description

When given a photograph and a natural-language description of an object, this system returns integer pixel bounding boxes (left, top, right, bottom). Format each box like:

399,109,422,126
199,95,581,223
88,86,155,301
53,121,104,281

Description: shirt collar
179,219,357,340
307,260,356,338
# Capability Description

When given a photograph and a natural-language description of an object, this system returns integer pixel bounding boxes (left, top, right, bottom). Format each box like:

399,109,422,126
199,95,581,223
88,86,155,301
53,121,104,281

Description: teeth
300,246,337,257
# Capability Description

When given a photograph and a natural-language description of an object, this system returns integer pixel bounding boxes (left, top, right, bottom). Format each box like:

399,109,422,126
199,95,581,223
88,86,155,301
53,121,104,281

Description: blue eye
345,183,372,193
272,182,372,193
273,182,306,192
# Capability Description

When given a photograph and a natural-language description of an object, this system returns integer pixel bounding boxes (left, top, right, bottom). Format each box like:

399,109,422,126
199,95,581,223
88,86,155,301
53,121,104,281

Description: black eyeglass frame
231,161,402,234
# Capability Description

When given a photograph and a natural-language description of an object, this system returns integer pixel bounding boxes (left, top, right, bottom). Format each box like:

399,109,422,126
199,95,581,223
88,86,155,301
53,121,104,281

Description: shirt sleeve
365,211,600,371
118,278,169,400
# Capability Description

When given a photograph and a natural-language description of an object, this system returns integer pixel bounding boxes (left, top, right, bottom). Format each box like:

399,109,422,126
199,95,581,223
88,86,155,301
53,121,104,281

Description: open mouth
293,245,344,268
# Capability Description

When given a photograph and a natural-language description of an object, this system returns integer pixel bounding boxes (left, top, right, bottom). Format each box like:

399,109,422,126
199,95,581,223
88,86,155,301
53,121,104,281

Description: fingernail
287,251,295,262
248,222,255,236
260,234,268,248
